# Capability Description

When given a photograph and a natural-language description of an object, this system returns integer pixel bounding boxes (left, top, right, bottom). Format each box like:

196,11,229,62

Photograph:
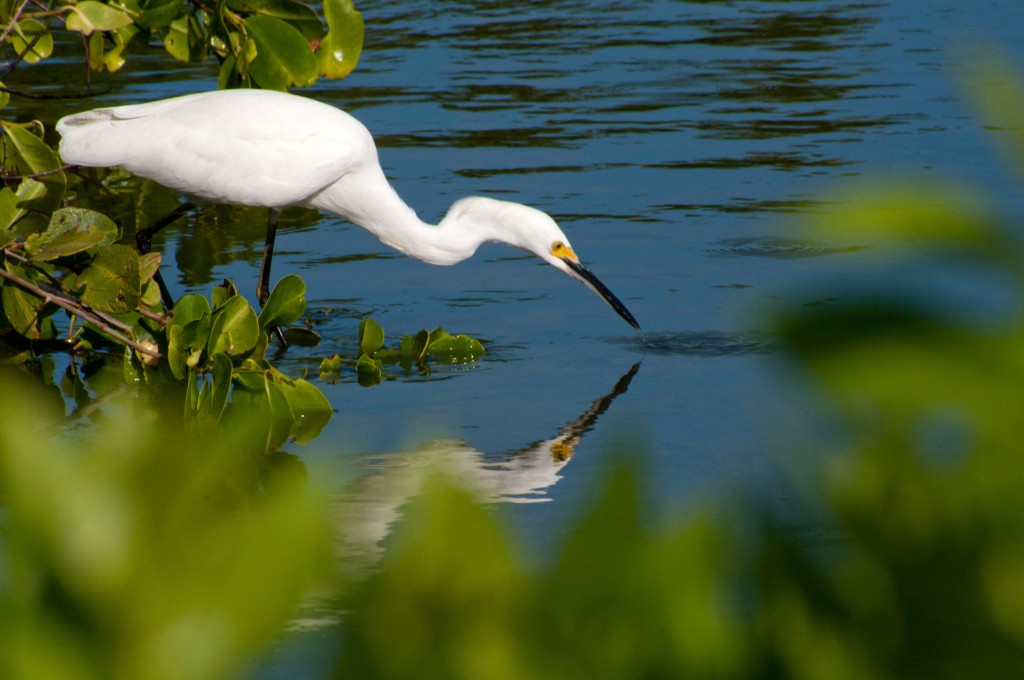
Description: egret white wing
58,90,370,208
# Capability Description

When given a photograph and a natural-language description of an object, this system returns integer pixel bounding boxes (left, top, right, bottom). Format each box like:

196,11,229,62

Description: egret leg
136,201,196,310
257,208,289,348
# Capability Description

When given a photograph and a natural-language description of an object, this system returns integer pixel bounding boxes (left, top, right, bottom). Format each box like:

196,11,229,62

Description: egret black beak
563,258,641,331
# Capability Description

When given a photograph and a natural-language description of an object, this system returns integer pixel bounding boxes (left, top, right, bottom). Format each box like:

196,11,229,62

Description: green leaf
427,327,450,345
76,244,141,314
0,186,22,231
226,0,321,40
218,55,240,89
282,326,321,347
243,14,317,90
139,252,162,285
404,329,429,361
2,264,43,338
427,334,486,363
208,295,260,356
356,353,382,386
398,333,413,358
180,315,212,351
258,274,306,329
138,0,182,30
27,207,119,262
87,30,104,71
12,179,51,217
375,347,400,361
277,377,332,444
10,19,54,64
811,179,1006,256
1,122,65,213
167,324,188,380
318,354,342,382
184,365,200,418
199,351,233,426
233,366,267,391
358,317,384,356
249,326,269,361
65,0,134,34
211,279,239,310
171,294,212,329
163,13,205,62
263,377,295,450
316,0,363,79
103,24,139,71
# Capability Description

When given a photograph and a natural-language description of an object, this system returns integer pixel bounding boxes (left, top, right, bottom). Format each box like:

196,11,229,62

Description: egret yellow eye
551,241,578,262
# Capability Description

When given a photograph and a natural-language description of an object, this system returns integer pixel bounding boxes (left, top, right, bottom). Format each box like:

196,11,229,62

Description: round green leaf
282,326,321,347
243,14,317,90
427,334,486,363
65,1,134,35
258,274,306,329
172,294,212,329
316,0,363,78
278,377,332,444
76,244,141,314
358,318,384,356
27,207,119,262
10,19,54,64
208,295,259,356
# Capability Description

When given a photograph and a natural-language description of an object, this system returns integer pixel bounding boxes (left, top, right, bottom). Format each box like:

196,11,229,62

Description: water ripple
707,237,863,258
614,331,777,357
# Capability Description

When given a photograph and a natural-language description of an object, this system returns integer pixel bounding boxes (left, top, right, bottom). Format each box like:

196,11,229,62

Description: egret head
442,197,640,330
540,236,641,331
502,202,641,331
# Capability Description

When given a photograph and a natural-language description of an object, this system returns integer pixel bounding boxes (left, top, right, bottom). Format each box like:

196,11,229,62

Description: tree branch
0,264,162,360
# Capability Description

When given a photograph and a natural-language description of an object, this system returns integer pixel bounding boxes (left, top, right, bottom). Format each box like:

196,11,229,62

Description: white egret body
57,89,639,330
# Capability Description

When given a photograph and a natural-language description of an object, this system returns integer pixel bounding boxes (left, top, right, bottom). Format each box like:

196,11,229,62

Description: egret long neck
306,168,485,266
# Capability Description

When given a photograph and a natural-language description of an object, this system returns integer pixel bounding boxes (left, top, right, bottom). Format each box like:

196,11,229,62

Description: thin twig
138,306,170,324
0,85,112,99
4,247,171,327
0,164,74,180
0,265,162,359
0,0,31,44
3,248,140,335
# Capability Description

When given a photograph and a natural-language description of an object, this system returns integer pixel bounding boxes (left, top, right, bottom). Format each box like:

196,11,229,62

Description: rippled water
9,1,1024,670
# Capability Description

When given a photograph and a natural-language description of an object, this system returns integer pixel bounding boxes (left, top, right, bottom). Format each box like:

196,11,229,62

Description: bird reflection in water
333,361,641,568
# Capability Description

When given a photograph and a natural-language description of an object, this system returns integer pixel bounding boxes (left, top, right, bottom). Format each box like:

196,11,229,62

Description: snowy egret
57,89,640,331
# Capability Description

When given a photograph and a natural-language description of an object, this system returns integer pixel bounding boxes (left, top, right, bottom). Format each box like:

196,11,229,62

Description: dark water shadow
614,331,778,357
707,236,865,259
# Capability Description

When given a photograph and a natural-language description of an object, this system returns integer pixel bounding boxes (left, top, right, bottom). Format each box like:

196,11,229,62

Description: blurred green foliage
0,379,332,680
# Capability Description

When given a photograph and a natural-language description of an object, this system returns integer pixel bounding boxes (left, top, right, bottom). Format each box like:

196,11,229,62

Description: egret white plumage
56,89,640,331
